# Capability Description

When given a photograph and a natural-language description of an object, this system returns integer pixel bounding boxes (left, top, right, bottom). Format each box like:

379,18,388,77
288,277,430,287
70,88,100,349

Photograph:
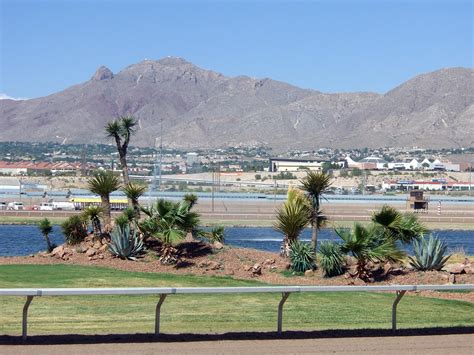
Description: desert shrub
109,224,145,260
61,215,88,245
202,226,225,243
318,241,346,277
290,240,316,272
409,234,451,271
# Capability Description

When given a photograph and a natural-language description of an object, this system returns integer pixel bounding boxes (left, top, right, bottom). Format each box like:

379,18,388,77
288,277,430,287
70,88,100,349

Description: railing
2,284,473,340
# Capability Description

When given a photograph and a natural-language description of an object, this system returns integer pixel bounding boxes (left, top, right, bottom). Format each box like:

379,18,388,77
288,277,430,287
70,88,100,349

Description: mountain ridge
0,58,472,150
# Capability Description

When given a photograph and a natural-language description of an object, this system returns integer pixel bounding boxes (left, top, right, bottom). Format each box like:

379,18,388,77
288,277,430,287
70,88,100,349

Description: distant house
269,157,323,172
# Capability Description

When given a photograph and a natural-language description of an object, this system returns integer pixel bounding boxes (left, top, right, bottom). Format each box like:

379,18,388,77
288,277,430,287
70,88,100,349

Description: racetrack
1,334,473,354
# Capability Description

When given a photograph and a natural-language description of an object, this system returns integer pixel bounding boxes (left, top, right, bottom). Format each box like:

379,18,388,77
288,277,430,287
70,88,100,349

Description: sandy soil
1,333,473,354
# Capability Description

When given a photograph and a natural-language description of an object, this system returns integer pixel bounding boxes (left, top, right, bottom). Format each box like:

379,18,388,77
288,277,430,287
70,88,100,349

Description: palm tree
82,205,103,239
105,115,137,186
372,205,427,244
274,188,311,257
183,193,198,209
140,199,200,263
87,170,121,225
299,171,332,250
123,182,147,219
336,223,405,280
38,218,54,252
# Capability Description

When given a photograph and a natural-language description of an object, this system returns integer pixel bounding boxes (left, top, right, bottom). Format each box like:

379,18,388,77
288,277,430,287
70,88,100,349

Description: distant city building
186,152,199,166
269,158,323,172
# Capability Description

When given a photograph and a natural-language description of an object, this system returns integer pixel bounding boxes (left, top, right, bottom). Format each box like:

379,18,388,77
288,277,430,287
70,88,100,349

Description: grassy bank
0,265,473,336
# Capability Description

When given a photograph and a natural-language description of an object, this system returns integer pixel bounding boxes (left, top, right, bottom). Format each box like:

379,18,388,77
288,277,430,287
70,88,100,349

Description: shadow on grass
2,327,474,345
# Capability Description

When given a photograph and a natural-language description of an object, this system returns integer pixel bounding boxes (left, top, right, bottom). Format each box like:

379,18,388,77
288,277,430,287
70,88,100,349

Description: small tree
38,218,54,252
123,182,147,219
299,171,332,251
87,170,121,225
82,205,103,239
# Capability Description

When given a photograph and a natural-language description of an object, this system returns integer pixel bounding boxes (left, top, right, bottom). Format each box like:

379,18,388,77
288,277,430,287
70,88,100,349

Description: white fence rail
2,284,473,340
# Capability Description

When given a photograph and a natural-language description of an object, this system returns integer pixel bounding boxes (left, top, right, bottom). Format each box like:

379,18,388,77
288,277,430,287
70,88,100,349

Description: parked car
0,202,7,210
39,203,54,211
7,202,24,210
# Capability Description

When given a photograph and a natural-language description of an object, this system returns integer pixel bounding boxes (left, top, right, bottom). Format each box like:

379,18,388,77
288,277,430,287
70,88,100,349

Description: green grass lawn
0,264,473,336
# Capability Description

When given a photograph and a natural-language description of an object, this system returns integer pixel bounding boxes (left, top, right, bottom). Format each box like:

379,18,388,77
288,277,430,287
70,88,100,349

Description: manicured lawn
0,264,473,336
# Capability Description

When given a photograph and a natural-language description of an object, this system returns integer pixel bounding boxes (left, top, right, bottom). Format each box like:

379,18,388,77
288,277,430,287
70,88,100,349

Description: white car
39,203,54,211
7,202,24,210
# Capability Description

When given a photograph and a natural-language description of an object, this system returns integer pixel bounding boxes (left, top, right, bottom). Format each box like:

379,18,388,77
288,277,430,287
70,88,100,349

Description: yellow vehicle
70,197,128,211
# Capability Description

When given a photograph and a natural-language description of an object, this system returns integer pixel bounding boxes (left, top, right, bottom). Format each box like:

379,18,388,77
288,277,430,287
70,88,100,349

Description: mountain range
1,57,472,150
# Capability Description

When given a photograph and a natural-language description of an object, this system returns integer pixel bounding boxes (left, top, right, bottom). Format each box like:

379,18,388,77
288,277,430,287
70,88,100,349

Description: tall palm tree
372,205,427,244
105,115,137,186
87,170,121,225
299,171,332,251
82,205,103,239
274,188,311,257
38,218,54,252
123,182,147,219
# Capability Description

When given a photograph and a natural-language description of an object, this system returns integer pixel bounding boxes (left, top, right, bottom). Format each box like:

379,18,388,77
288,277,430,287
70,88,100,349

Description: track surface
1,334,473,354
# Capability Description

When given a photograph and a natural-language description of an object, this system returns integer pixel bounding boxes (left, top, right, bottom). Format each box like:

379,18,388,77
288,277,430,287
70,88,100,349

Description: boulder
304,269,314,277
444,263,466,274
243,265,252,272
98,244,108,253
263,258,275,265
252,263,262,276
85,248,96,257
93,241,102,250
213,241,224,250
51,245,64,257
208,261,221,270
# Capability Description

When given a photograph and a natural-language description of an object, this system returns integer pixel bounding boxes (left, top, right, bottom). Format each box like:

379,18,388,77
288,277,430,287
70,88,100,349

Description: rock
208,261,221,270
243,265,252,272
98,254,104,259
448,274,456,284
51,245,64,256
61,255,69,261
225,270,235,276
464,266,473,274
441,273,449,281
264,258,275,265
284,262,291,270
91,66,114,81
252,263,262,276
444,263,466,274
270,266,277,271
198,261,210,268
383,262,393,276
350,278,366,286
463,258,470,265
93,241,102,250
86,249,96,257
213,241,224,250
98,244,108,253
304,269,314,277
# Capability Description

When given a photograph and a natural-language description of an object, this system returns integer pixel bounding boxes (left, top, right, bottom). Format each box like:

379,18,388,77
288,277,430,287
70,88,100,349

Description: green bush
290,240,316,272
61,215,88,245
409,234,451,271
109,224,145,260
318,241,346,277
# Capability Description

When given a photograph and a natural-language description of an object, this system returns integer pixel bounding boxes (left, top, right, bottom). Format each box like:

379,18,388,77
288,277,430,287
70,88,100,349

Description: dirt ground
1,333,473,354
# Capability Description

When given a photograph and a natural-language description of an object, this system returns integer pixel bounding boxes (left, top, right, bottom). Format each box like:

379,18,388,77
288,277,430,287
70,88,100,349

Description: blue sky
0,0,472,99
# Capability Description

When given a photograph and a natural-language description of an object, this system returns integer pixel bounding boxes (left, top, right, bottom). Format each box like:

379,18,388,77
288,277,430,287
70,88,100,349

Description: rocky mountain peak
91,66,114,81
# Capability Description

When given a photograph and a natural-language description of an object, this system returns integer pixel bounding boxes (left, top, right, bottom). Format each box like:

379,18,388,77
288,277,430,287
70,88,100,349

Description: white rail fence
2,284,473,340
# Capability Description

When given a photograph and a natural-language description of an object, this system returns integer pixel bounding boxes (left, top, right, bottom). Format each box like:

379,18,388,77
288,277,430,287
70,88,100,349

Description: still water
0,225,472,257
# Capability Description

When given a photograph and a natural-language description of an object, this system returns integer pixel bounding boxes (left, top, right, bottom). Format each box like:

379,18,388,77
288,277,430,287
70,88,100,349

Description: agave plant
290,240,316,272
409,234,451,271
109,224,144,260
318,241,346,277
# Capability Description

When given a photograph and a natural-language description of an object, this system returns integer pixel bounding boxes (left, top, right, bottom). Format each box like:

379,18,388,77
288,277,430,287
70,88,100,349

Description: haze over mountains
1,57,472,150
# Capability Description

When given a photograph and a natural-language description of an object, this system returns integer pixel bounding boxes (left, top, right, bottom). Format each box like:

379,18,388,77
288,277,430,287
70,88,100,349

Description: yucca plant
318,241,346,277
114,214,131,230
290,240,316,272
82,205,103,239
202,225,225,243
109,224,144,260
409,234,451,271
38,218,55,252
274,188,311,257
